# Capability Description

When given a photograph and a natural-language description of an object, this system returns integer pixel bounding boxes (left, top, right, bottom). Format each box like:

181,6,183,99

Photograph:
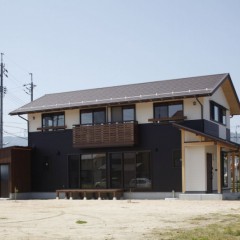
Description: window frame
80,108,106,125
109,150,152,190
154,101,184,120
80,153,107,189
41,112,65,131
210,101,227,126
111,105,136,123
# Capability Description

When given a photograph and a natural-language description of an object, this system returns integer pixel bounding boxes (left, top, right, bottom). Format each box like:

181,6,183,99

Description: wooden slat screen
73,121,138,148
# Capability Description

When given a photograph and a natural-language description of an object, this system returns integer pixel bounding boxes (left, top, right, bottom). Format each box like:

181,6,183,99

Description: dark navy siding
29,123,183,192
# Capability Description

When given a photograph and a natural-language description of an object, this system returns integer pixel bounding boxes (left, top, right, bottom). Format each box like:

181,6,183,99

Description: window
81,154,106,189
222,152,228,188
42,112,65,130
210,101,226,125
110,153,123,188
109,151,151,189
111,105,135,122
80,108,106,125
68,151,151,190
154,102,183,119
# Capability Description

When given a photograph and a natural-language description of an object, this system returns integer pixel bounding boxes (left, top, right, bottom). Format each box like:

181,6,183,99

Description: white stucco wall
185,146,206,192
183,98,202,120
28,113,41,132
203,86,230,128
65,109,79,128
28,109,80,132
136,102,153,124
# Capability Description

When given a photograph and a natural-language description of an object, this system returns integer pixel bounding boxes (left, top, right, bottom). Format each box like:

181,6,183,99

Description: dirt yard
0,199,239,240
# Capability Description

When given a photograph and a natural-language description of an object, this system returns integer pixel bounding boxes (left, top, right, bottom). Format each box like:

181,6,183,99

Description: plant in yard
76,220,87,224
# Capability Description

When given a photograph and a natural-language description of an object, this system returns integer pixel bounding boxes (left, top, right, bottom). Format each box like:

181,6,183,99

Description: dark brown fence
73,121,138,148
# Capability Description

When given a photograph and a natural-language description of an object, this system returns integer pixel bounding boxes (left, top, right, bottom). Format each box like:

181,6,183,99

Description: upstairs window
210,101,226,125
111,105,135,123
154,101,183,120
42,112,65,130
80,108,106,125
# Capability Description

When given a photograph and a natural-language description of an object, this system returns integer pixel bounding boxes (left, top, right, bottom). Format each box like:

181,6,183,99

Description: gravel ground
0,199,239,240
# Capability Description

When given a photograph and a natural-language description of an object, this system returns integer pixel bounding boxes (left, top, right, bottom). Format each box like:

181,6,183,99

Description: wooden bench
56,189,124,200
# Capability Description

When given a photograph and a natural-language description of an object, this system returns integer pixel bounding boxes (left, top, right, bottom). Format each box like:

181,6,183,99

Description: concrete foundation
179,193,223,200
8,191,240,200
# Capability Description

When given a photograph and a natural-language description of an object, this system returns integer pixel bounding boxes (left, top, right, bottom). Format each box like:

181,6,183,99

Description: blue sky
1,0,240,138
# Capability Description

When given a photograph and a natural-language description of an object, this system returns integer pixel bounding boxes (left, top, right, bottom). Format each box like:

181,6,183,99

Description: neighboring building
0,146,31,198
7,73,240,198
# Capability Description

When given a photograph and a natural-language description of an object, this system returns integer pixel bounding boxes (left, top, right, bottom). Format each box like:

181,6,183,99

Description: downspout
196,97,204,133
18,115,29,146
196,97,203,119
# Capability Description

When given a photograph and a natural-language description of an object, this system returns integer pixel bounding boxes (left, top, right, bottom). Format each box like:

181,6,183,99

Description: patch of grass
0,217,7,220
152,213,240,240
76,220,87,224
191,216,211,221
224,227,240,236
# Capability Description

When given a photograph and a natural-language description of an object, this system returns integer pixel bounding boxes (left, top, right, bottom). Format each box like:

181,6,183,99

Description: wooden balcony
73,121,138,148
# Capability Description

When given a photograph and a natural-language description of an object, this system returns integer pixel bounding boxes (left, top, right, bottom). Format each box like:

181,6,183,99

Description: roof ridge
43,73,229,96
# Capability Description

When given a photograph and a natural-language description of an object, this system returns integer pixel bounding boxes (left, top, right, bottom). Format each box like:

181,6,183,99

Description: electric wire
3,130,28,140
4,54,31,75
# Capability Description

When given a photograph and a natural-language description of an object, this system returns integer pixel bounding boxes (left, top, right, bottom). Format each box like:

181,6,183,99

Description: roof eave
9,93,212,116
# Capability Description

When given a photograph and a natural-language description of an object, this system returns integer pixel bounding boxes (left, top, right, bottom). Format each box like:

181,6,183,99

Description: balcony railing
148,115,187,123
73,121,138,148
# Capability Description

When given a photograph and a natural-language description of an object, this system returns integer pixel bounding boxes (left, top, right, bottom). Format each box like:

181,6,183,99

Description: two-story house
8,73,240,199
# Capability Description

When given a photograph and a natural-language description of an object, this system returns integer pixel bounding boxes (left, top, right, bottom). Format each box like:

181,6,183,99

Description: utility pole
24,73,36,102
0,53,8,149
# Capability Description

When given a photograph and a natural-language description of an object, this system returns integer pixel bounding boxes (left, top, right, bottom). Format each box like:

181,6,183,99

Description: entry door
0,164,10,198
206,153,213,193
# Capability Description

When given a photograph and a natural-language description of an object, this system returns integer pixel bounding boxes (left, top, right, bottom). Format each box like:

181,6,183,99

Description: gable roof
9,73,240,115
173,122,240,150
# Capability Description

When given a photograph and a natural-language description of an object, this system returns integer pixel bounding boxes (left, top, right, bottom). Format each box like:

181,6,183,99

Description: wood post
232,152,236,192
217,144,222,194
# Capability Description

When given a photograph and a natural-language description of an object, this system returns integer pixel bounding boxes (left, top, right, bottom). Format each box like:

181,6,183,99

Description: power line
4,125,27,130
6,91,27,105
3,130,28,140
4,54,31,75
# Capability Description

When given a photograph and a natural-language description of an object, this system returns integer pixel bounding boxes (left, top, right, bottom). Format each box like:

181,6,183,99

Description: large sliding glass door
124,152,136,188
109,151,151,189
0,164,10,198
110,153,123,188
68,151,151,190
68,153,106,189
81,153,106,189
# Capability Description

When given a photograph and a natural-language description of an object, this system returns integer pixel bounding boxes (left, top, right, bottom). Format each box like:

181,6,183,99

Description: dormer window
210,101,226,125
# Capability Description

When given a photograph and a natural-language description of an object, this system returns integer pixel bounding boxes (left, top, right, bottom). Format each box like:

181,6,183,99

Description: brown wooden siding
73,121,138,148
0,147,31,195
